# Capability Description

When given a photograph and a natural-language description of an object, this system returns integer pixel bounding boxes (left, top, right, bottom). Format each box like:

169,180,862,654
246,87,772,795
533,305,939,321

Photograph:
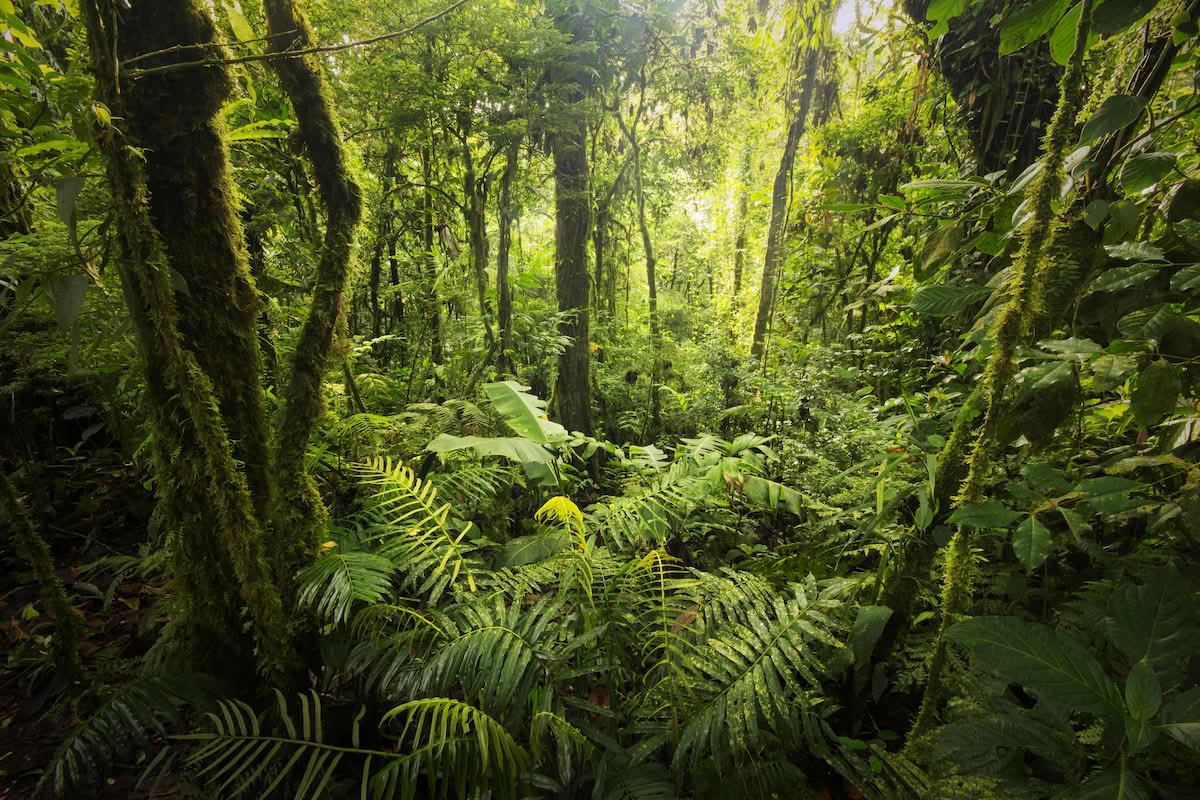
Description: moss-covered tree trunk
264,0,364,582
83,0,294,681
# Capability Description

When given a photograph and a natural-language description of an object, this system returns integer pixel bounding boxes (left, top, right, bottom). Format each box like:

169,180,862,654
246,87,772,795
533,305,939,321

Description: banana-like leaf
427,433,555,464
483,380,567,443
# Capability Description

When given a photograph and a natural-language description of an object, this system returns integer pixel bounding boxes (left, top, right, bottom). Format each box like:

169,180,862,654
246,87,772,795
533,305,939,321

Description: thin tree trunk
732,146,751,298
497,137,519,376
552,113,593,434
751,46,820,361
460,108,495,349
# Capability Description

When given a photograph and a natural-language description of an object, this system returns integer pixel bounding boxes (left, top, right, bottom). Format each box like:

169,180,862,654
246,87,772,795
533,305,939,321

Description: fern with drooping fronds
353,456,483,603
381,697,529,800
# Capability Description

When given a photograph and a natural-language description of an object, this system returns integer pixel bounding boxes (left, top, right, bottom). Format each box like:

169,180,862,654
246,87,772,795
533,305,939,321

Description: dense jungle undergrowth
3,0,1200,797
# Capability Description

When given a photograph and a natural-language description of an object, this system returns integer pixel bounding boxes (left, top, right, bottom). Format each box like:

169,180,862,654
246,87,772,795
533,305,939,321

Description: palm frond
381,697,529,800
44,673,225,796
296,549,397,627
353,456,483,603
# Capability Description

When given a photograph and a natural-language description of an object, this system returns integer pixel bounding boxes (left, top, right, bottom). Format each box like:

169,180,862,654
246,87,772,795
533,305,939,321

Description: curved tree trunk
264,0,364,582
751,45,820,361
84,0,294,681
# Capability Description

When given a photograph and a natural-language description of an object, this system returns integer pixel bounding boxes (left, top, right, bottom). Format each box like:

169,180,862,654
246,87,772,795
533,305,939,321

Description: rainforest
2,0,1199,797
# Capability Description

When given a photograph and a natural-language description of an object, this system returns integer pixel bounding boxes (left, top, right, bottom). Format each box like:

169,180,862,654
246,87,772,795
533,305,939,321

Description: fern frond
427,463,511,512
354,456,483,603
668,583,844,769
330,412,401,444
296,550,397,627
588,476,689,550
683,567,777,634
381,698,529,800
179,690,406,800
404,596,563,722
442,398,492,434
45,673,225,796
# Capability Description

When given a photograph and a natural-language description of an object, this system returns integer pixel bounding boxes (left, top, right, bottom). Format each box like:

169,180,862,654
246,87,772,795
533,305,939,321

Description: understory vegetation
2,0,1200,798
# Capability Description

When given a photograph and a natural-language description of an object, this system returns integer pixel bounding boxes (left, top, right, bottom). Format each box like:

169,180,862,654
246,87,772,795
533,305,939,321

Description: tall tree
750,3,828,361
547,1,597,435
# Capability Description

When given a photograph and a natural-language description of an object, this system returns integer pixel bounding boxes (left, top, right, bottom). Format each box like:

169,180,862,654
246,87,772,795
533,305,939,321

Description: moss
83,0,297,683
906,0,1096,748
263,0,364,583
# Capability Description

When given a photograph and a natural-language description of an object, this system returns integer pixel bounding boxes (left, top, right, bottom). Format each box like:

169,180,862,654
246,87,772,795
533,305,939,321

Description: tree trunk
751,46,820,361
83,0,294,681
552,117,593,434
460,109,495,350
632,134,661,433
265,0,364,583
732,146,751,299
497,137,519,376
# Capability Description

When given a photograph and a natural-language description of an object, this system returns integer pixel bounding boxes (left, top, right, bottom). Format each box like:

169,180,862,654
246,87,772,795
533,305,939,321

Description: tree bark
751,46,820,361
497,137,520,376
84,0,294,680
460,108,495,350
264,0,364,582
732,146,751,299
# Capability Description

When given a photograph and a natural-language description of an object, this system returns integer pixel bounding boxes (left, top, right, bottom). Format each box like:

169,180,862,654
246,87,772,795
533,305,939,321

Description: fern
665,582,844,769
588,473,689,550
426,462,511,513
296,549,396,627
44,673,225,796
402,595,564,724
381,698,529,800
354,456,483,603
178,689,406,800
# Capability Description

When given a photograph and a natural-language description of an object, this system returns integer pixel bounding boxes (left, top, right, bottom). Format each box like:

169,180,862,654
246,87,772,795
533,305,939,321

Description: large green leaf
927,0,970,37
999,0,1072,54
1087,263,1161,294
1124,659,1161,721
1080,96,1147,144
946,617,1123,714
1117,305,1179,340
483,381,567,443
1121,152,1178,194
1104,241,1166,262
1073,476,1145,513
910,285,992,316
1171,263,1200,291
427,433,555,464
1160,686,1200,750
1132,359,1181,427
1092,0,1160,36
1050,2,1100,64
950,500,1022,529
1013,516,1051,570
1107,566,1200,682
742,475,806,515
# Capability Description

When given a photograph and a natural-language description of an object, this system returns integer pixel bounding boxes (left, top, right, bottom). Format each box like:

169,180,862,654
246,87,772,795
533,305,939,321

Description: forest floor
1,479,161,799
